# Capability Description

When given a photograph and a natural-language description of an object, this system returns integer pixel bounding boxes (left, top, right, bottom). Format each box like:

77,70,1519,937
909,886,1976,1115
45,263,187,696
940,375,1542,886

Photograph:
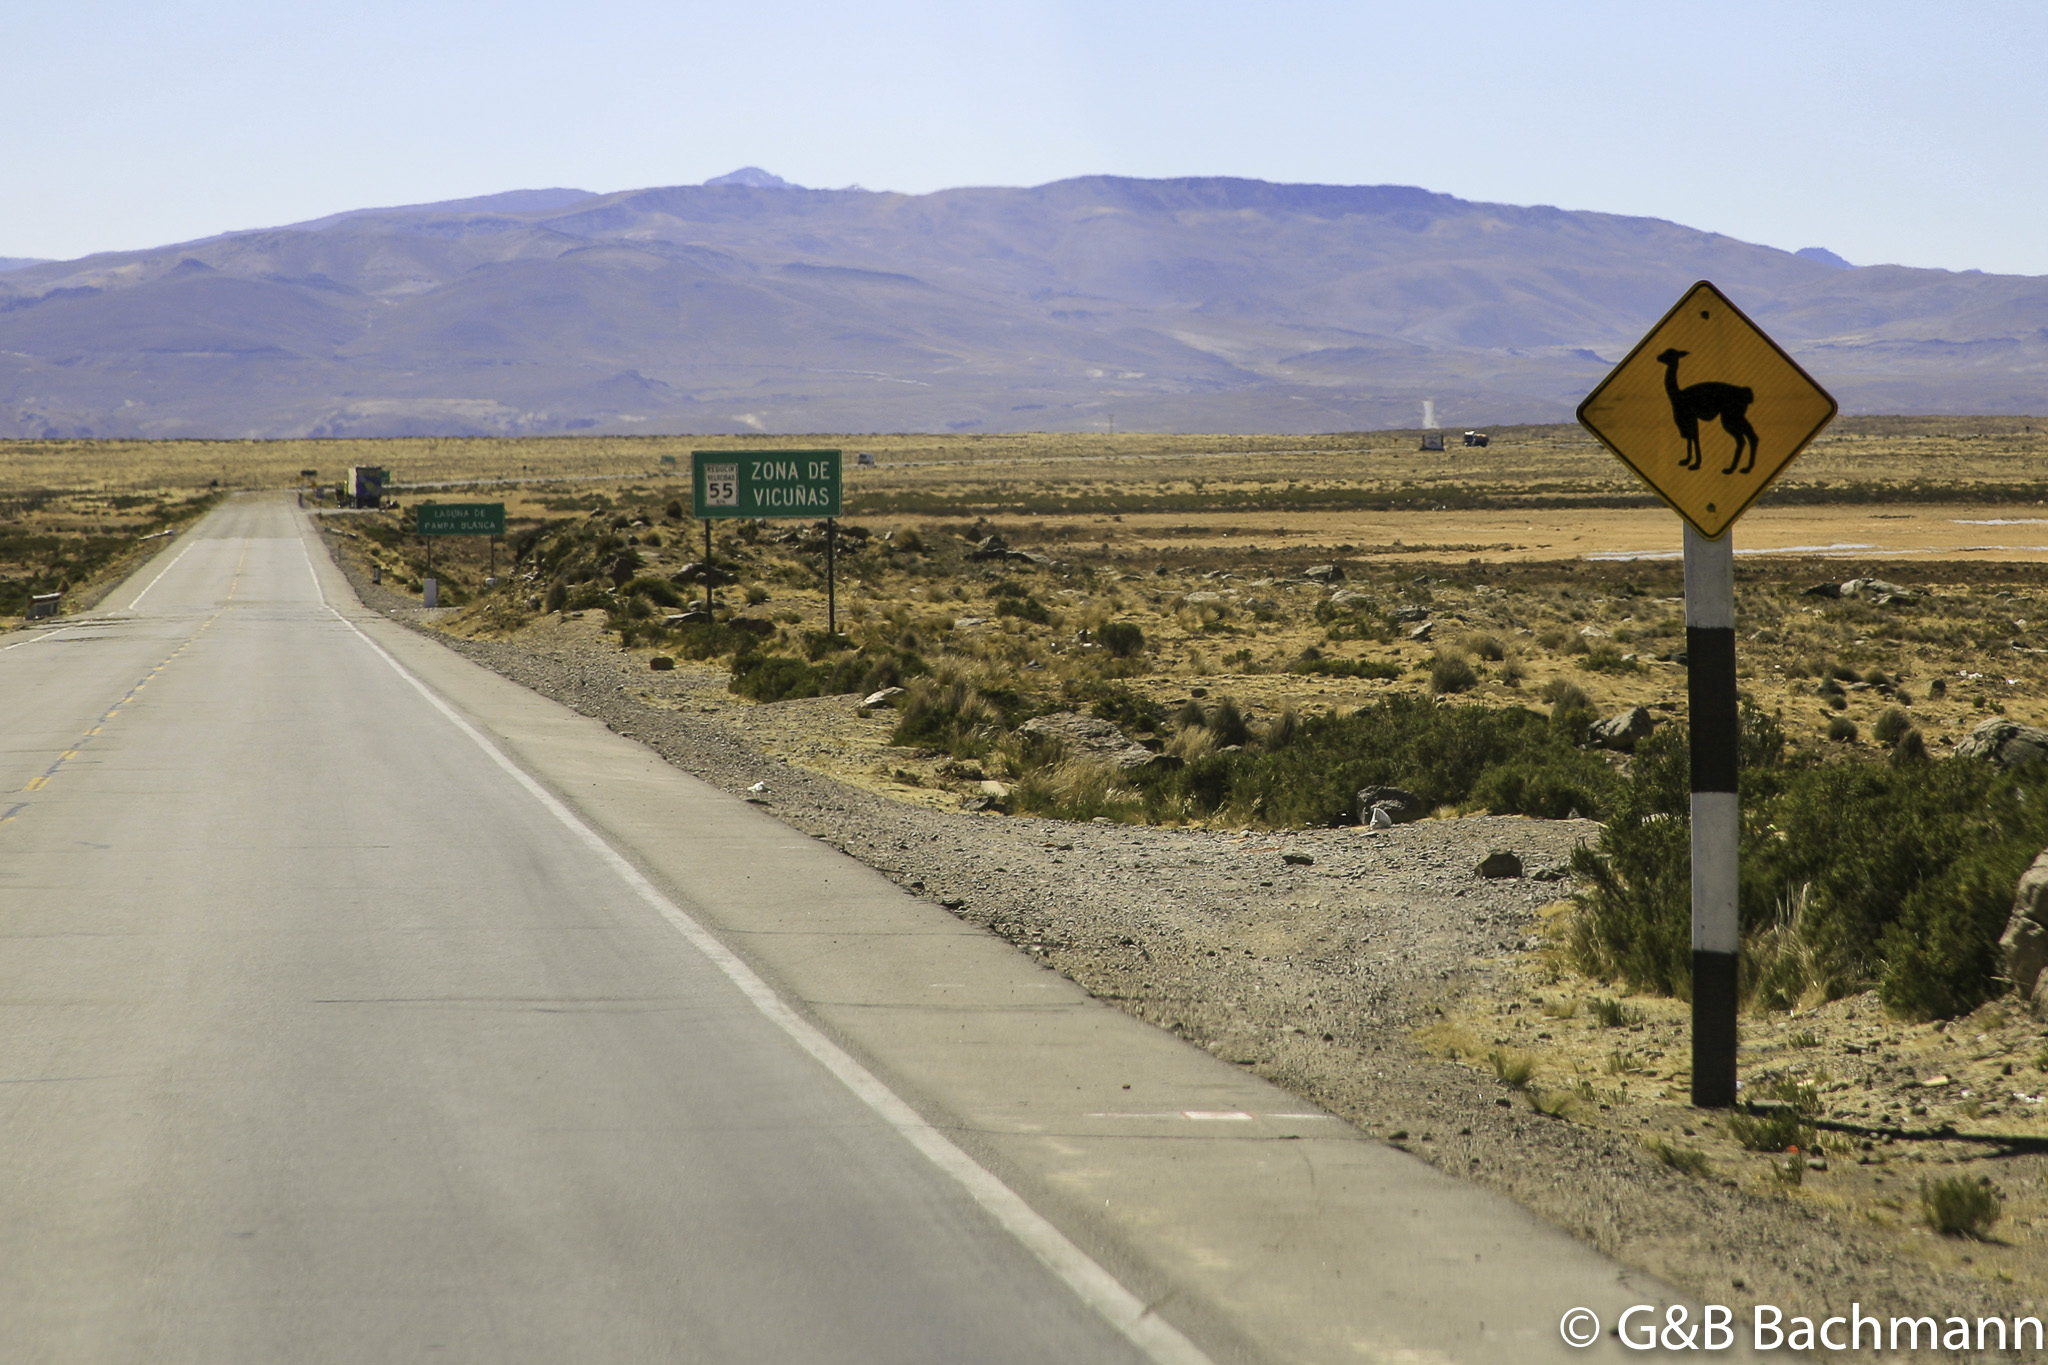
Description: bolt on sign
415,503,506,536
1577,281,1837,541
692,450,841,520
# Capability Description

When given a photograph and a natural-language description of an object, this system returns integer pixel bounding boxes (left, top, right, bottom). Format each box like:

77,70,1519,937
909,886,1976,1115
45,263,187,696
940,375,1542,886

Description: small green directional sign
693,450,841,520
416,503,506,536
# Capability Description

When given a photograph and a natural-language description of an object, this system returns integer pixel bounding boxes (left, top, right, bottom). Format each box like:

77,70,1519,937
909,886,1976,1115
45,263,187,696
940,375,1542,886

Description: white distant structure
1422,399,1438,429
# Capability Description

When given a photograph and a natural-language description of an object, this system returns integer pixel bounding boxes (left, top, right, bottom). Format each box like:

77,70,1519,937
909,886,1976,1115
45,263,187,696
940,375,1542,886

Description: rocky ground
326,533,2048,1355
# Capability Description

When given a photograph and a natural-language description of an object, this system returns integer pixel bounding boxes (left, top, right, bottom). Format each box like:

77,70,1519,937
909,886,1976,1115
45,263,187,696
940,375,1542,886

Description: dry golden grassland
17,424,2048,1274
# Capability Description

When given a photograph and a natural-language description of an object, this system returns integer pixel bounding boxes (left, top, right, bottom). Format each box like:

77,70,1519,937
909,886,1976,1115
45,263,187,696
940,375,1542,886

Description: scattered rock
1356,785,1424,825
1328,590,1372,608
961,795,1007,814
1999,850,2048,1010
746,781,769,793
1019,711,1181,772
861,686,906,709
1801,582,1844,599
1406,622,1435,642
1477,851,1524,879
1282,853,1314,866
1394,605,1431,623
649,656,675,671
671,562,738,588
1955,717,2048,770
1303,563,1344,583
1589,706,1657,752
669,609,714,626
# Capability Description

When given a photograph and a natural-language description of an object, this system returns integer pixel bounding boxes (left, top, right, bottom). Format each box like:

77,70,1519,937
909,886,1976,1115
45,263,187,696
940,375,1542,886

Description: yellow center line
1,606,227,823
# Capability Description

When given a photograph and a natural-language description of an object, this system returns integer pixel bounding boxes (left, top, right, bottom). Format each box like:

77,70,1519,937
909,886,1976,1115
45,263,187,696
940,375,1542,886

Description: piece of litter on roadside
1920,1074,1950,1087
747,781,768,792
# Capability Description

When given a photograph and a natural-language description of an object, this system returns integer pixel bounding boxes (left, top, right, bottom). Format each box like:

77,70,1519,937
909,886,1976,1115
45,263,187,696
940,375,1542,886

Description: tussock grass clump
1922,1176,2002,1239
1488,1049,1536,1088
1726,1106,1816,1154
1590,998,1643,1029
1647,1139,1712,1178
1459,631,1506,661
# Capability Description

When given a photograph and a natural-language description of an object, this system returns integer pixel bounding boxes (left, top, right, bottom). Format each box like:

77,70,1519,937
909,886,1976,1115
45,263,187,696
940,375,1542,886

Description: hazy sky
9,0,2045,275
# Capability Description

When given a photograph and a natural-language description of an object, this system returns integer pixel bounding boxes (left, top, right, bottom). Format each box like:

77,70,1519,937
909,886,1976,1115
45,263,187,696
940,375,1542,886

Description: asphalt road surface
3,496,1722,1364
0,498,1178,1364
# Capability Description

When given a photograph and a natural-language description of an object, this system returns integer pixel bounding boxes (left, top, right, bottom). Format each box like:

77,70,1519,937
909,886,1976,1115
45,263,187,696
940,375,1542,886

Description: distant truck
342,466,388,508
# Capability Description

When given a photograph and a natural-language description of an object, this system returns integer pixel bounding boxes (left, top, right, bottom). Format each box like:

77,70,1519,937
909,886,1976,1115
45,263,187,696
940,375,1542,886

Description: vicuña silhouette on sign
1656,348,1759,474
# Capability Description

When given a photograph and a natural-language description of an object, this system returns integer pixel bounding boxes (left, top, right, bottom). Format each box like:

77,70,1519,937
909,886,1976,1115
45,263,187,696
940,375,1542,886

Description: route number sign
1577,281,1836,540
692,450,841,520
415,503,506,536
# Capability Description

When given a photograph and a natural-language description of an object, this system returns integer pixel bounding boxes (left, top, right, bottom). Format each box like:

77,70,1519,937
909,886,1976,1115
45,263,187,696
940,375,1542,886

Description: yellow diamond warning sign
1577,280,1837,540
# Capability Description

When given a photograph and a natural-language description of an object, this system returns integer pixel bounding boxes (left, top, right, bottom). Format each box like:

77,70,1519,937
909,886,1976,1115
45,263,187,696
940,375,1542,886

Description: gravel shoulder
326,532,2041,1350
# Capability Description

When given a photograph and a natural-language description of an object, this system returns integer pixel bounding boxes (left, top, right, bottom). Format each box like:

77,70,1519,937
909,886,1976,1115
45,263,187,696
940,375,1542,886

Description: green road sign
692,450,841,520
416,502,506,536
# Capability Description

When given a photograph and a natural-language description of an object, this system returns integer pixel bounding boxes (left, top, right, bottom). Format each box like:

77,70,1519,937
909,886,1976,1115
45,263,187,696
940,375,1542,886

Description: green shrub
1922,1176,2002,1239
1873,706,1912,745
1129,693,1619,828
1098,621,1145,657
995,594,1052,624
1206,698,1253,748
1570,705,2048,1018
1826,716,1859,743
728,653,824,703
1066,680,1163,734
1429,654,1478,695
1580,646,1640,674
1891,728,1929,765
624,576,685,608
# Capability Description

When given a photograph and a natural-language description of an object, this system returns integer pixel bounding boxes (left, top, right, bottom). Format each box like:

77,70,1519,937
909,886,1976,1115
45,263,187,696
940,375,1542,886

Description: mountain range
3,171,2042,439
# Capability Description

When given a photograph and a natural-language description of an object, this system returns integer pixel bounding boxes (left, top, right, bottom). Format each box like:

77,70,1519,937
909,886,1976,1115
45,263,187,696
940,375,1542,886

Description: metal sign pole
826,519,837,636
1685,525,1740,1107
703,521,713,615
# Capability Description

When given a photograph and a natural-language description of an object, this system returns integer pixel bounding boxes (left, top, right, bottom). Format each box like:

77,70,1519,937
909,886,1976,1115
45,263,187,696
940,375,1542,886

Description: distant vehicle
1463,431,1490,448
343,466,388,508
1420,434,1445,452
856,451,876,467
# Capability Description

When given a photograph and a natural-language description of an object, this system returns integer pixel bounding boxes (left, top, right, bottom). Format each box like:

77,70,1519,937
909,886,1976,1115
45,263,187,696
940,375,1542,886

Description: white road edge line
1,628,68,652
296,537,1212,1365
127,538,198,611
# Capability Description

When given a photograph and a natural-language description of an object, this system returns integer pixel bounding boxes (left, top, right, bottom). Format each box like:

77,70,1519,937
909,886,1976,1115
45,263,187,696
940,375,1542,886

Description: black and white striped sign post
1577,281,1837,1109
1684,527,1740,1106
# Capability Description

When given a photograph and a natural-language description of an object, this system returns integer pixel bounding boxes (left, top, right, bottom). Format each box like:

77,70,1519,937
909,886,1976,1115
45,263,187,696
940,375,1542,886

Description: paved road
3,495,1724,1363
0,498,1166,1363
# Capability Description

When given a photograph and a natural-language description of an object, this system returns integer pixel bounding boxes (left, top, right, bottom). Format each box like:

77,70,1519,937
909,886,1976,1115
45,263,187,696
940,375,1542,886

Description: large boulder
2000,851,2048,1010
1355,785,1424,825
1589,706,1657,752
1955,717,2048,770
